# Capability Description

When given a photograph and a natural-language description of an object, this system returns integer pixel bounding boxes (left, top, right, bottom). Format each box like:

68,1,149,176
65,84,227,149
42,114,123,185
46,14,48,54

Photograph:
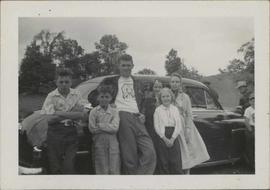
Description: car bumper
19,166,43,175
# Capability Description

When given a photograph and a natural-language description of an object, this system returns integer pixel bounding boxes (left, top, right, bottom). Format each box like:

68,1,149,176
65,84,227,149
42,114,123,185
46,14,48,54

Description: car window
205,90,219,110
186,87,207,108
186,87,220,110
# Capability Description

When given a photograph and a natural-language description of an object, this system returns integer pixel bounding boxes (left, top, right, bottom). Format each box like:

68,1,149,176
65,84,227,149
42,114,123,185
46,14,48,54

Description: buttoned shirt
154,104,183,139
244,106,255,126
41,88,87,114
88,105,119,134
41,88,88,124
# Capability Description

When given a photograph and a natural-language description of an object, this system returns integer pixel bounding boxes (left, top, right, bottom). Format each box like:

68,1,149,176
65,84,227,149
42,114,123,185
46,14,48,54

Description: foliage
219,38,254,88
165,48,203,80
180,64,203,81
95,34,128,75
32,30,84,66
19,30,84,94
165,49,182,75
81,51,102,77
19,43,56,94
136,68,156,75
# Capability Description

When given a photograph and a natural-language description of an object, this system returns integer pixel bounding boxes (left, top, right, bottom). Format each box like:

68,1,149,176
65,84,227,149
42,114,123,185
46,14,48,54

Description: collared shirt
154,104,183,139
115,77,139,113
244,106,255,126
239,91,251,114
41,88,88,115
88,105,119,134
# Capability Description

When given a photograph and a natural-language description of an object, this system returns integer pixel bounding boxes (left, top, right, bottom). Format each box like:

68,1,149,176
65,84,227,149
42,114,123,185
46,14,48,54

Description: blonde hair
158,87,175,105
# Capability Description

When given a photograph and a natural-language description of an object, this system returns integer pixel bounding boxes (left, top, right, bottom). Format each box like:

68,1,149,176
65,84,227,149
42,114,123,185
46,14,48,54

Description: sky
19,18,253,76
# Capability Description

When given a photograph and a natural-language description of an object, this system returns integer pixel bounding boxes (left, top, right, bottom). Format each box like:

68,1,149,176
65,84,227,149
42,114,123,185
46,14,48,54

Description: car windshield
76,82,100,100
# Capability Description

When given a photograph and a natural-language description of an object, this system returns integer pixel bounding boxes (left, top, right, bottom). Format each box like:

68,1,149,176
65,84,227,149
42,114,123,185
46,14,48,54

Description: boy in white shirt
100,54,156,174
244,92,255,168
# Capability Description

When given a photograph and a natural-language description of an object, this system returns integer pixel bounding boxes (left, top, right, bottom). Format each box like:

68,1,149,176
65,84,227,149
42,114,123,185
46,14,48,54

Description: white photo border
1,1,269,189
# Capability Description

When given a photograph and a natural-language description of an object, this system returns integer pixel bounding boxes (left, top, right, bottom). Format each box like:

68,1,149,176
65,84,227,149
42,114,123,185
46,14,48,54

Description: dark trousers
156,127,183,174
118,111,156,174
47,123,78,174
245,126,255,169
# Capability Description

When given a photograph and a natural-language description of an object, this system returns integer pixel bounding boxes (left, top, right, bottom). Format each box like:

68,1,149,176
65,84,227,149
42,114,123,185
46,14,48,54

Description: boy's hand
138,113,145,123
162,136,172,147
110,103,117,108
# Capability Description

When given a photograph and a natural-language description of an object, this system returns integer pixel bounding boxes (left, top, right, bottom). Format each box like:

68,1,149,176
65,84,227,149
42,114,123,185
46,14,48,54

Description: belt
55,120,76,127
132,113,141,117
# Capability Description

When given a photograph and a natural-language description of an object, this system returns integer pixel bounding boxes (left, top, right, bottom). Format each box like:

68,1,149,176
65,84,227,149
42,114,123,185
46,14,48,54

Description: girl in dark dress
142,79,163,174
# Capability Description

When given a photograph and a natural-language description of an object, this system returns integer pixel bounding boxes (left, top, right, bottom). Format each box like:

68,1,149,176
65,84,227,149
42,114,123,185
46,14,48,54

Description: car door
185,86,232,162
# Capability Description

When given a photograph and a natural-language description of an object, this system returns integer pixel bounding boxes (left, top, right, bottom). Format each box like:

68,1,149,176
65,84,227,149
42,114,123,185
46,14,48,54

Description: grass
19,94,47,120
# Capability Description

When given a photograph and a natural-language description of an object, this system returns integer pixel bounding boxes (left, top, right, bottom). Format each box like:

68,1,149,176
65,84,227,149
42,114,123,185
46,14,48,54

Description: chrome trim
195,158,240,168
76,150,89,155
19,166,42,175
232,128,246,133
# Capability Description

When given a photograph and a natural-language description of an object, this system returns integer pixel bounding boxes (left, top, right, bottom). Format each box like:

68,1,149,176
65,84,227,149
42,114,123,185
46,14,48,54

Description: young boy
88,85,120,174
42,68,88,174
244,92,255,168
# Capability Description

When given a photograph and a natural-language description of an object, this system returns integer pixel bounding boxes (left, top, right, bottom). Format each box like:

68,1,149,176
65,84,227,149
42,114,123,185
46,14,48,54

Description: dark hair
55,68,73,79
150,79,163,91
171,72,182,82
97,85,113,96
118,54,133,64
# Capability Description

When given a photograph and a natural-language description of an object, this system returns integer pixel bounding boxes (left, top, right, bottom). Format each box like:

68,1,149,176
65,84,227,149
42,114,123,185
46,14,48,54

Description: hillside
203,73,242,110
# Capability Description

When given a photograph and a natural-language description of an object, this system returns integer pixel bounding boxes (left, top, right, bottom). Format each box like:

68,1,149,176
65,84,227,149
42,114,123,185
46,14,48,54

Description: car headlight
18,123,22,130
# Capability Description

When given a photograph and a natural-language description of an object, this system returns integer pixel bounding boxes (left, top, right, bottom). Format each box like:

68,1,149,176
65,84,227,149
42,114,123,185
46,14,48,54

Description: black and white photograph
1,1,269,189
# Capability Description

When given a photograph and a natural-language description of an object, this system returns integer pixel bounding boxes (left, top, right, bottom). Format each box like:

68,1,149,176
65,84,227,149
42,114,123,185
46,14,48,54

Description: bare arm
244,117,253,132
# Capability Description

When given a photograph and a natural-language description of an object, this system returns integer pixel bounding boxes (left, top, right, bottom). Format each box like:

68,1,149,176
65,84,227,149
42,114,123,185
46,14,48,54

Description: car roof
78,74,207,89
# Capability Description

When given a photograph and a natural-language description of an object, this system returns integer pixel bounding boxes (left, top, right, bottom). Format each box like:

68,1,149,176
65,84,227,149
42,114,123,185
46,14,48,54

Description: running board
194,158,241,168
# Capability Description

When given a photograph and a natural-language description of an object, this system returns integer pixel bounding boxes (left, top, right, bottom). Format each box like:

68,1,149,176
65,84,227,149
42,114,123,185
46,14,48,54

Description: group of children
22,67,210,174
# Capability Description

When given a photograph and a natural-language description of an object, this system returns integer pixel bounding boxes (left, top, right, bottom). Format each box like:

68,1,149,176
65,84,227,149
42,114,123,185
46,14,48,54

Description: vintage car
19,74,247,174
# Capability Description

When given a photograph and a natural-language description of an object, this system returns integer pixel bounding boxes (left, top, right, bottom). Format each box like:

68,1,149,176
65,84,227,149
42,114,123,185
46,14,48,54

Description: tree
165,49,182,75
19,30,85,93
33,30,84,66
19,43,56,93
165,48,203,80
136,68,156,75
219,38,254,88
219,38,254,74
95,34,128,75
180,64,203,81
81,51,102,77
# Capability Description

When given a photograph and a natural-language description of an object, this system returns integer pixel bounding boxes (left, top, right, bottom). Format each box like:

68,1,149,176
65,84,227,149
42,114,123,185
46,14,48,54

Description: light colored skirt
177,120,210,169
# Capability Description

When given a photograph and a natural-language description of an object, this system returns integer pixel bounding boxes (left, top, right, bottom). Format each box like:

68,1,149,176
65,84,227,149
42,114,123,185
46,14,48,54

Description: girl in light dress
170,73,210,174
